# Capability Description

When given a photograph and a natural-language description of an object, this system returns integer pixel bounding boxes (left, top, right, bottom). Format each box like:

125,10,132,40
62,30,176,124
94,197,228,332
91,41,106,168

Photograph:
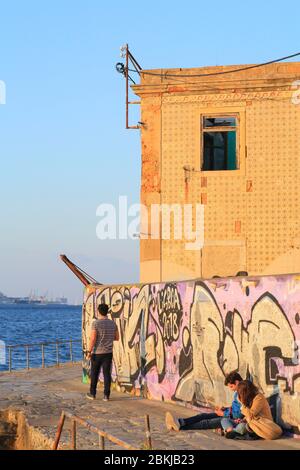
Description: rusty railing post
71,419,77,450
59,411,138,450
8,346,12,372
53,411,66,450
26,345,30,370
42,344,45,368
56,341,59,366
70,339,73,363
144,414,152,450
6,339,81,373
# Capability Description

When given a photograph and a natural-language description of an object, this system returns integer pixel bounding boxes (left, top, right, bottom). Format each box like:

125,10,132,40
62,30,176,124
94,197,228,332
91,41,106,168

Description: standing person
165,371,244,432
227,380,282,440
85,303,119,401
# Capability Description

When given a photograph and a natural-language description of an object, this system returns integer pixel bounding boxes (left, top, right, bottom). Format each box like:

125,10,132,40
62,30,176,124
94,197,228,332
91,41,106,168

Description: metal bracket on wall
117,44,142,129
183,165,195,183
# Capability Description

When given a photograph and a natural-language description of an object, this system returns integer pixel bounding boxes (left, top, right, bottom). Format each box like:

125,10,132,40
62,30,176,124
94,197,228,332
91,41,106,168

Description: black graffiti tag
157,284,183,345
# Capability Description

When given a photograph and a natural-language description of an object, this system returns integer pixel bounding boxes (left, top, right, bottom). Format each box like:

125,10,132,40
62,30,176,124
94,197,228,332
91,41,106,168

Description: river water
0,304,82,371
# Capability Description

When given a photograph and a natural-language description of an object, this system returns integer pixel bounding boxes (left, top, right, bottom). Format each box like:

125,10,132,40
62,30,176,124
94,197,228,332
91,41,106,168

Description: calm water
0,304,82,371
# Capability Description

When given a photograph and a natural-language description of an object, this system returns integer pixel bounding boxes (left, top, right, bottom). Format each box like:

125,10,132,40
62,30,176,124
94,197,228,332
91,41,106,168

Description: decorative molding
162,90,291,104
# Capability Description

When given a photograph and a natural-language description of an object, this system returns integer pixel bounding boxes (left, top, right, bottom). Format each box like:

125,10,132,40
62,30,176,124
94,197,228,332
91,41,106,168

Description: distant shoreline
0,303,82,308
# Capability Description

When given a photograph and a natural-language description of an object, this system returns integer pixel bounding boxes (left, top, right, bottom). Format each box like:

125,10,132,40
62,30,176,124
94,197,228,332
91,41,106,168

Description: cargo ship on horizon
0,291,68,306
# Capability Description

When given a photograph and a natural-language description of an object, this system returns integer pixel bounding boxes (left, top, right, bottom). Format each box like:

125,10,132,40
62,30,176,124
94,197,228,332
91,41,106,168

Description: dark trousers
180,412,222,430
90,353,113,398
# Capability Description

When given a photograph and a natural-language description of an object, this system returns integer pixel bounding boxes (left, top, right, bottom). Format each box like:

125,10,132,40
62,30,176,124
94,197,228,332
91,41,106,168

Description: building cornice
132,62,300,98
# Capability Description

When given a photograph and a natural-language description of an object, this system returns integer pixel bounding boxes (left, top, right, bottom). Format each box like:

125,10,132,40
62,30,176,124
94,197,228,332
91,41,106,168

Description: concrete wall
133,62,300,283
82,273,300,432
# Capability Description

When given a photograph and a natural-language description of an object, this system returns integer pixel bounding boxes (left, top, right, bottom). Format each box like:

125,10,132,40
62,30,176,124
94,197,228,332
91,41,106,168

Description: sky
0,0,300,303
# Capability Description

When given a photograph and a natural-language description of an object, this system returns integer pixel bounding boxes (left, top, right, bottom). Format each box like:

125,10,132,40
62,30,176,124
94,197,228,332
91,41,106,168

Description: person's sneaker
103,396,109,402
86,393,95,400
165,412,180,431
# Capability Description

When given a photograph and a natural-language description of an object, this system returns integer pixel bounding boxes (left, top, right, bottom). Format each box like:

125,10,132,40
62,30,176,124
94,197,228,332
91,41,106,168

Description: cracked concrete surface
0,364,300,450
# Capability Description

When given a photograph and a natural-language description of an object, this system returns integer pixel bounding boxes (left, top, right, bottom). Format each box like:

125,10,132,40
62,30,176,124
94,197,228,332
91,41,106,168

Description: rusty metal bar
26,346,30,370
126,43,129,129
53,411,66,450
8,339,81,349
71,419,77,450
42,344,45,368
63,411,138,450
7,339,81,372
99,435,105,450
60,254,100,286
144,414,152,450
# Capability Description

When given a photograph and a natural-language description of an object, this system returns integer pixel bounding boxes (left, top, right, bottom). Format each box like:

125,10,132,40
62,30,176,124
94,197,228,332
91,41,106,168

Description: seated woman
226,380,283,440
165,371,245,434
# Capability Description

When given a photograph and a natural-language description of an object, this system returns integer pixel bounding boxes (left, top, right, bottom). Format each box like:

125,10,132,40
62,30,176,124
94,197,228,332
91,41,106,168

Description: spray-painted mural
82,274,300,430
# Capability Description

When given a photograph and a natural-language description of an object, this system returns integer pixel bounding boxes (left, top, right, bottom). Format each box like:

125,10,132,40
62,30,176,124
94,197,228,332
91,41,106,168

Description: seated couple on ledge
165,371,283,440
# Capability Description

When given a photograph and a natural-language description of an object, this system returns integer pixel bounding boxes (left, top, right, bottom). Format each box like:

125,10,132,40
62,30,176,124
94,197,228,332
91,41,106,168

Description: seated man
165,371,245,433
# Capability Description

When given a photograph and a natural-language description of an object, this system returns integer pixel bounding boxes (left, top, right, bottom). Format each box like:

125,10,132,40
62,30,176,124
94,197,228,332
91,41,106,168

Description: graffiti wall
82,274,300,430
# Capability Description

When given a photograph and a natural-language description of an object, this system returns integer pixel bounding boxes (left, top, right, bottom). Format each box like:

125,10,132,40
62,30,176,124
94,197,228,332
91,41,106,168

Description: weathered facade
78,61,300,433
132,62,300,283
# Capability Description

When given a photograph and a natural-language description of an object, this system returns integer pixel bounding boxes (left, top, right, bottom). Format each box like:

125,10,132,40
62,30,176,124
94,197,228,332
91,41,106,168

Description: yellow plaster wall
136,63,300,282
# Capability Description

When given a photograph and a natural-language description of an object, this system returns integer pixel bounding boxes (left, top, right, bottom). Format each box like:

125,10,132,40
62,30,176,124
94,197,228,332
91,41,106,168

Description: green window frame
201,115,238,171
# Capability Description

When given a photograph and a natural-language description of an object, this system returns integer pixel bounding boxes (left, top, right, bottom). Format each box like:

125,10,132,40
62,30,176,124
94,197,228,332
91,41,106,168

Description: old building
132,62,300,282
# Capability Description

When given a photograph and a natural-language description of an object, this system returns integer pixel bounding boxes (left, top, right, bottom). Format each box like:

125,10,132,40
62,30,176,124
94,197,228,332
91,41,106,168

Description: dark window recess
203,117,236,128
202,116,237,171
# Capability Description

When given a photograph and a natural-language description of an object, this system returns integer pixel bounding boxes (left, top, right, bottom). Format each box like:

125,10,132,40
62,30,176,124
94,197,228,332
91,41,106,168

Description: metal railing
7,339,81,372
53,411,153,450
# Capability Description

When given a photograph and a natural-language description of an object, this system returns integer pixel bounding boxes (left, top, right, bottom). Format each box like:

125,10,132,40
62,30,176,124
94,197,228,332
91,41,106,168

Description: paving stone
0,364,299,450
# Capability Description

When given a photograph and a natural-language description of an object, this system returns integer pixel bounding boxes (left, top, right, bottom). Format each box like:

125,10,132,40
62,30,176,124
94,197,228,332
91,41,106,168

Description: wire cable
128,51,300,79
72,262,100,285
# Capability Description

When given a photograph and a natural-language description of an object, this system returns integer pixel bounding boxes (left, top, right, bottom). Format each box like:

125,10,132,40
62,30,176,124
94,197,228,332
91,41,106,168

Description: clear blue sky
0,0,299,303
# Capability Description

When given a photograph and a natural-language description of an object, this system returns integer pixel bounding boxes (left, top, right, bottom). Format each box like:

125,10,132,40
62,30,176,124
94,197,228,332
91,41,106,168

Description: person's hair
224,370,243,385
237,380,259,407
98,303,109,316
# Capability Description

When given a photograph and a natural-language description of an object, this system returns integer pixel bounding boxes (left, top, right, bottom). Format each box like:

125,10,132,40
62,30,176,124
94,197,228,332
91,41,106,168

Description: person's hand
215,406,224,417
86,351,91,360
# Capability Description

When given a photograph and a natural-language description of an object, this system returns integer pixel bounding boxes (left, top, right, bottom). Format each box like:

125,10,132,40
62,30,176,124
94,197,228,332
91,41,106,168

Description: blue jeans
90,353,113,398
179,413,222,430
221,417,247,434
